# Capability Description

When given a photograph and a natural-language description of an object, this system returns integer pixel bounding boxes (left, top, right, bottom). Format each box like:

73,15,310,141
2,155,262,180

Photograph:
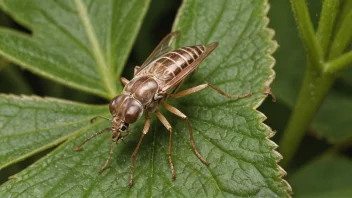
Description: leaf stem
327,2,352,60
75,0,118,99
280,0,345,167
325,51,352,73
334,0,352,34
316,0,340,57
280,63,335,167
291,0,324,70
324,0,352,73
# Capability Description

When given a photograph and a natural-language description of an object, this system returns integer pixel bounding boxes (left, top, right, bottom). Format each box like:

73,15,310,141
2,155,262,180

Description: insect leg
171,79,185,95
155,110,176,181
166,79,185,100
163,103,209,165
171,83,252,99
129,113,151,187
99,134,114,173
74,127,111,151
264,86,276,102
120,77,129,86
90,116,111,123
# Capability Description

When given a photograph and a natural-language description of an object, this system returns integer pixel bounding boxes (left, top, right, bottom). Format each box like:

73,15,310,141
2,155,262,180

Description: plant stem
281,0,352,167
291,0,324,70
316,0,340,57
334,0,352,33
323,0,352,74
327,3,352,60
325,51,352,73
280,62,335,167
280,0,343,167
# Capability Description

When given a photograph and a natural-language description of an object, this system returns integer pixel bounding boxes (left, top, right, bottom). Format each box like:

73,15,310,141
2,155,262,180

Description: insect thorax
123,76,159,106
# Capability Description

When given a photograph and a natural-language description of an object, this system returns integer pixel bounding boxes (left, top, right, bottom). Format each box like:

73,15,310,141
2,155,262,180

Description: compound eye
124,99,143,124
109,95,127,115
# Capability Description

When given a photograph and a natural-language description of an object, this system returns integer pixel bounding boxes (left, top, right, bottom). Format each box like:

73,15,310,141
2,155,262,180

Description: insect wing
160,42,219,94
138,31,180,72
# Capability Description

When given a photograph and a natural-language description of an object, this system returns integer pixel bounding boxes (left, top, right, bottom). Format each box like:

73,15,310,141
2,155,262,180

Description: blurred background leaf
268,0,352,143
264,0,352,196
289,154,352,198
0,0,151,99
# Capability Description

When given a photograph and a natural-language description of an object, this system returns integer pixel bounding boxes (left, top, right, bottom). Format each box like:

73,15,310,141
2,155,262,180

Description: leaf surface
0,94,107,170
0,0,150,99
269,0,352,143
0,0,291,197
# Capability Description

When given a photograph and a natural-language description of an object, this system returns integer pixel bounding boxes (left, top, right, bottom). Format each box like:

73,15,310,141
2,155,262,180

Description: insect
74,31,252,187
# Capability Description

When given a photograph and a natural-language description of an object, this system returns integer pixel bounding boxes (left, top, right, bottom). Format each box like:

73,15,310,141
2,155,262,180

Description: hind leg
155,110,176,180
163,103,208,165
171,83,252,99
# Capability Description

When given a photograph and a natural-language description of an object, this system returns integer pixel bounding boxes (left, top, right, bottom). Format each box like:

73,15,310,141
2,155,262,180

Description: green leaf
341,66,352,86
0,94,107,169
0,0,151,99
269,0,352,143
289,154,352,198
0,0,291,197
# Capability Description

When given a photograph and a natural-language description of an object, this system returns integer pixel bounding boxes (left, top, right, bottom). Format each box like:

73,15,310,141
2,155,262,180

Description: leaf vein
44,134,107,197
199,4,255,83
37,7,93,59
0,117,90,140
74,0,117,97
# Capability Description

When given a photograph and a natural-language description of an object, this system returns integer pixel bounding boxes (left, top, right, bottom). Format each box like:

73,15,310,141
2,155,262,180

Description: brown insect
74,31,251,187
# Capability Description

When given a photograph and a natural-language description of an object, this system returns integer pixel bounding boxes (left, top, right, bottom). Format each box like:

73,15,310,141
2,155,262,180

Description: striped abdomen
151,45,205,81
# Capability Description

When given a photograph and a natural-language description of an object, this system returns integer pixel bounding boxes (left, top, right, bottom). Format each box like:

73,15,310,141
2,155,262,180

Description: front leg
120,77,129,86
129,113,150,187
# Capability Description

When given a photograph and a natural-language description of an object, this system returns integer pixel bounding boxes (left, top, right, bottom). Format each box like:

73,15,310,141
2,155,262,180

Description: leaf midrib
74,0,118,98
37,7,93,59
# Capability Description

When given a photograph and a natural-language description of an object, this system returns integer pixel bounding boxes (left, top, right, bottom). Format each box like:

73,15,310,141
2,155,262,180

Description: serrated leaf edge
256,1,293,196
172,0,292,196
0,27,109,98
0,94,108,170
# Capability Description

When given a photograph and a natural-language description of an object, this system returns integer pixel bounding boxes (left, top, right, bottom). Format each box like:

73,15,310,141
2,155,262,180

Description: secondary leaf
0,64,32,94
0,0,291,197
289,154,352,198
0,94,107,170
269,0,352,143
0,0,150,99
341,67,352,86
